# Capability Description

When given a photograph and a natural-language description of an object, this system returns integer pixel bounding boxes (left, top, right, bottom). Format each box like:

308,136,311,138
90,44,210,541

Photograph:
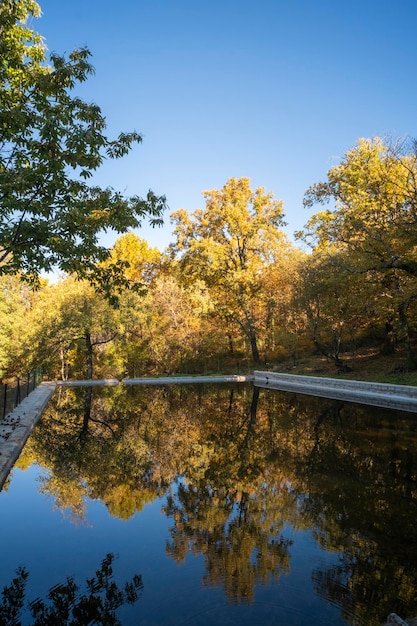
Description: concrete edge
57,375,253,386
122,375,253,385
254,371,417,397
0,382,56,491
254,371,417,413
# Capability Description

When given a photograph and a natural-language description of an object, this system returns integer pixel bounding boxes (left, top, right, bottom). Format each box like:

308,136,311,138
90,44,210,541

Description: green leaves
0,1,167,286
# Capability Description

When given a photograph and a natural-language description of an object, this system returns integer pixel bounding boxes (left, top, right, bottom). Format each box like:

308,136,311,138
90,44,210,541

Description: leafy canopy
170,177,288,363
0,0,167,287
300,137,417,277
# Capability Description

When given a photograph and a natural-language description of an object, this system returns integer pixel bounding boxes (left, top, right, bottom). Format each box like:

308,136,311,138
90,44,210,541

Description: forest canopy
2,135,417,381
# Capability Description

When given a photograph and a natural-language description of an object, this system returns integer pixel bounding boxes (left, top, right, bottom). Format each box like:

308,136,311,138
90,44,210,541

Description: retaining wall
254,371,417,413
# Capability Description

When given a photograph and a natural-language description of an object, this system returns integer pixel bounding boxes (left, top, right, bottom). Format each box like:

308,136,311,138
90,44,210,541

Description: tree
23,277,122,379
0,1,166,290
301,137,417,276
107,233,161,285
0,274,32,376
295,251,374,371
146,276,214,373
256,247,305,363
300,137,417,366
170,177,288,364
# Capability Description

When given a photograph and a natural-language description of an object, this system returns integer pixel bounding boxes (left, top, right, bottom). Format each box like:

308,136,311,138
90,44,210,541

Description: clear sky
37,0,417,250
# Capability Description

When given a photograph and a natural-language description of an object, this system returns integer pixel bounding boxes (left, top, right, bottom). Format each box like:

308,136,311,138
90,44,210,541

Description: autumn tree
0,1,166,290
257,247,305,363
106,233,161,286
116,275,217,376
300,137,417,366
294,251,376,371
301,137,417,276
23,277,122,379
170,177,288,364
149,276,218,373
0,275,33,376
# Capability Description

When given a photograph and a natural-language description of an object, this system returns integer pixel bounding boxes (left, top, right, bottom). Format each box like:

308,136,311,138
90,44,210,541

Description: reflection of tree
259,391,417,625
164,482,292,604
163,387,293,604
17,382,417,619
22,383,234,522
22,385,164,523
0,553,143,626
312,549,417,626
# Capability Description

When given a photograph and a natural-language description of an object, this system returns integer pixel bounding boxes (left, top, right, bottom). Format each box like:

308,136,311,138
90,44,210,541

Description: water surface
1,383,416,625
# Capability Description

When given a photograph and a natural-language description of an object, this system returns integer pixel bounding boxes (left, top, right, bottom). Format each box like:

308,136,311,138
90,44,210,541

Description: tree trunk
81,385,93,439
311,326,351,372
60,347,68,381
243,309,260,364
381,321,396,355
227,331,235,357
85,330,93,379
249,385,260,423
248,331,260,364
399,298,417,369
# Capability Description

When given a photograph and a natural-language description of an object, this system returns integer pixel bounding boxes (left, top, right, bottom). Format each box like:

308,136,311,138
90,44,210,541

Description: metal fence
1,370,43,420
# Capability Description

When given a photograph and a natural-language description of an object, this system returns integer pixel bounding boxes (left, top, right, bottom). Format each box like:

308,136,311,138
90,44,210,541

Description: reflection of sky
0,464,347,625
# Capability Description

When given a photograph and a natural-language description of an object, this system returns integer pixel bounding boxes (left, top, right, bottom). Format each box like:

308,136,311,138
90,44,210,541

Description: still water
0,382,417,625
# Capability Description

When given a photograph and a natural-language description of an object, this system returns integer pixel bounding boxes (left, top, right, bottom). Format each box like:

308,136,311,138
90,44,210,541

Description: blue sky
37,0,417,250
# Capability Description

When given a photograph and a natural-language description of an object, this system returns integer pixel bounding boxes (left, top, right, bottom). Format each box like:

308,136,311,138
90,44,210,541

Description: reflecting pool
1,382,417,625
